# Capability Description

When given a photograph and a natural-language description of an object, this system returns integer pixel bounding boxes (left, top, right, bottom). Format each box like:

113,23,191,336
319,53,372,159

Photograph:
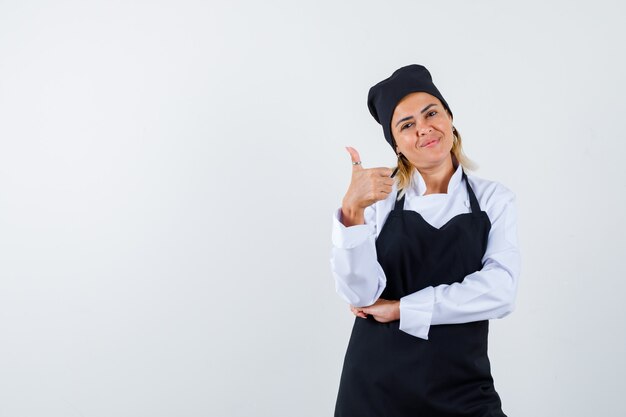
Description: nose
417,122,433,136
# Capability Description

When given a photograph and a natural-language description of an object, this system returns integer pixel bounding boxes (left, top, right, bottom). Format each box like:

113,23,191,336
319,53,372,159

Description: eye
427,110,437,117
400,122,414,131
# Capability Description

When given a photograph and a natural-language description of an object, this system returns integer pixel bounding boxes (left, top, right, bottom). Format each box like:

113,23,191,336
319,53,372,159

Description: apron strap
393,192,406,211
462,170,481,214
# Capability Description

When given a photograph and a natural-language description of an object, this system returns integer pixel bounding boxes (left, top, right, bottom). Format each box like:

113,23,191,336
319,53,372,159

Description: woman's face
391,92,454,170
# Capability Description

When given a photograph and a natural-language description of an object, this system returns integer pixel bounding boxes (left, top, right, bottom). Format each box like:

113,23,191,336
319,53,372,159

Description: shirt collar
410,164,463,196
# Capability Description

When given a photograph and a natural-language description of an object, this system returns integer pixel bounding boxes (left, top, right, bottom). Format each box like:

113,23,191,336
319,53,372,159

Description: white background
1,1,625,416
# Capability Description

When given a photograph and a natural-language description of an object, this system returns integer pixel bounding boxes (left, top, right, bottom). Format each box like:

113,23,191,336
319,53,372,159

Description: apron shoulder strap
462,170,481,214
393,190,405,211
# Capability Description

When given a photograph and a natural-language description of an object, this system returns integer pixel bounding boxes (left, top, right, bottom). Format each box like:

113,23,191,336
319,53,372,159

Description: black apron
335,171,506,417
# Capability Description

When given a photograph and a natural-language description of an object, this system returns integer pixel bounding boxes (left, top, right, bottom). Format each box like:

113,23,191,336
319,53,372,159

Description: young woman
331,64,520,417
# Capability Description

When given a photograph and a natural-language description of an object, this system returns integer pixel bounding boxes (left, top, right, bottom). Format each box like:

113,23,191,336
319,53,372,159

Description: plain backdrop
1,1,625,416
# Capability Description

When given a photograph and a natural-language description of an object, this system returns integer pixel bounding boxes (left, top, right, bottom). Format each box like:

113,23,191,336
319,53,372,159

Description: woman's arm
330,204,387,307
330,147,394,307
399,184,521,340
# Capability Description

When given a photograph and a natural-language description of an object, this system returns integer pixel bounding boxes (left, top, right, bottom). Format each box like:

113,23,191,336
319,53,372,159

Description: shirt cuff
331,208,375,249
399,287,435,340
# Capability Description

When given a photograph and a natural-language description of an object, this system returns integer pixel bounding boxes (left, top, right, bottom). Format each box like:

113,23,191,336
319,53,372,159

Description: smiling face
391,92,454,171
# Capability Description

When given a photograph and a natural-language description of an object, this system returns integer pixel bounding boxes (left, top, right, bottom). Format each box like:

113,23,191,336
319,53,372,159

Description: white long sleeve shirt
330,165,521,340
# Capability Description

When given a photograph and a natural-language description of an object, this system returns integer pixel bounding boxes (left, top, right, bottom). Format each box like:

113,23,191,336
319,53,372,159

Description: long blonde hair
395,125,476,199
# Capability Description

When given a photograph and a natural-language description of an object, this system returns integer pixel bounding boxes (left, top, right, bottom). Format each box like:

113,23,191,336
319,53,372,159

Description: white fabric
330,165,521,339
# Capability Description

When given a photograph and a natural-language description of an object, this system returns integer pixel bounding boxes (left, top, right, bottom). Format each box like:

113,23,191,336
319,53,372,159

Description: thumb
345,146,363,170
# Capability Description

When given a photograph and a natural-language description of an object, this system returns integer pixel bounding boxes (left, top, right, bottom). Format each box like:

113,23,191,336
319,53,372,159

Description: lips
419,138,440,148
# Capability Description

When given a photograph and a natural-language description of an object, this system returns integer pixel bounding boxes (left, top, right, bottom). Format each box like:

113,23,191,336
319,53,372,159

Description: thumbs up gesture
341,147,394,227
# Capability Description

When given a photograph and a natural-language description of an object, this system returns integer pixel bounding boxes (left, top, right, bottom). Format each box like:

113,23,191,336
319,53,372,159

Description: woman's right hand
341,147,394,227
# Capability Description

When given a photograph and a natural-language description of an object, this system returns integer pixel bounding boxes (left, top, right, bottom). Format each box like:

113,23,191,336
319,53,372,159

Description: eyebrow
394,103,439,128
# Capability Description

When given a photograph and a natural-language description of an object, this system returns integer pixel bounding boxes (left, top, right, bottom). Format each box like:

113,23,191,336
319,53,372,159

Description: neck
418,158,456,195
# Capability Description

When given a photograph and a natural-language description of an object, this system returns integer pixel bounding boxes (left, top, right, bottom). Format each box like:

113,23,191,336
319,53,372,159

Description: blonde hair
395,126,476,199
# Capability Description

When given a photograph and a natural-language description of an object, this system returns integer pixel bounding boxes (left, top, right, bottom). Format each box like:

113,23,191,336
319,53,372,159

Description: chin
412,154,454,170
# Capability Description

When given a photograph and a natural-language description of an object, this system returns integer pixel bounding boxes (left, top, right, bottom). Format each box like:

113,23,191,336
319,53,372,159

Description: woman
330,64,520,417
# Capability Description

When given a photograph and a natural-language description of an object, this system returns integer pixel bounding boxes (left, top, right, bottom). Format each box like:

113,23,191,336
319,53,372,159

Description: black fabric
367,64,452,151
335,172,507,417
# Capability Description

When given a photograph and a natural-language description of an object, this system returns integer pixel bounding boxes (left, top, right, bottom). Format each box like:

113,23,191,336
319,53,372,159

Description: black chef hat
367,64,453,151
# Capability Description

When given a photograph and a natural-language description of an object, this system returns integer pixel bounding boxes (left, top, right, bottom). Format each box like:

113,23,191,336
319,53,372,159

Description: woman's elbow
494,287,517,319
330,260,385,307
334,279,380,307
484,262,518,319
496,300,516,319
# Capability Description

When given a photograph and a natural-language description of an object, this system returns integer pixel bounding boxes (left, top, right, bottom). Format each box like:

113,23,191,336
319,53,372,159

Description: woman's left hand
351,299,400,323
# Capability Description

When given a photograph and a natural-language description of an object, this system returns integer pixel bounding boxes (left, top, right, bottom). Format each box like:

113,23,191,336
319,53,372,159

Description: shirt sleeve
330,204,387,307
399,185,521,339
